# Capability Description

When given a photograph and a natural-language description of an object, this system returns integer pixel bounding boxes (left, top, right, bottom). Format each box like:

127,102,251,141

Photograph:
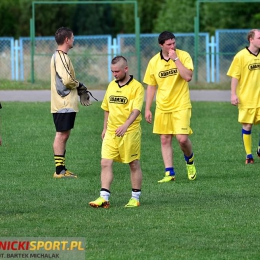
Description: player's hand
101,129,106,140
168,49,177,60
145,110,152,124
231,94,239,106
115,125,128,137
77,83,92,106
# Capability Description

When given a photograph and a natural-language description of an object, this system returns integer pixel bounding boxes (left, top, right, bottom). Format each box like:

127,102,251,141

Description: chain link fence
215,29,249,82
0,37,14,80
0,30,250,88
20,35,112,89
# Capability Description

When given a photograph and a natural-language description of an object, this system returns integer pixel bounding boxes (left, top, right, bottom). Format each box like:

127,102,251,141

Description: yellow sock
242,129,252,157
54,155,65,174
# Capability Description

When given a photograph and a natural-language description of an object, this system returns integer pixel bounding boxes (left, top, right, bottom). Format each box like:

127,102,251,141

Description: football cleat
158,175,175,183
186,163,197,180
53,170,77,178
158,170,175,183
256,149,260,158
245,158,254,164
125,198,140,208
89,197,110,208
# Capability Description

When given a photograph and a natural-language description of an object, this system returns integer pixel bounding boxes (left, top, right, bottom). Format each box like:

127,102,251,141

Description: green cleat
53,170,77,178
125,198,140,208
187,164,196,180
89,197,110,208
158,175,175,183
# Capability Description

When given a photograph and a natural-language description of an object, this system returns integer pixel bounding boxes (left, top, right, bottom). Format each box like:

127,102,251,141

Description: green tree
72,3,116,35
32,2,74,36
154,0,196,33
1,0,260,37
109,0,165,34
0,0,21,37
138,0,165,33
200,2,260,35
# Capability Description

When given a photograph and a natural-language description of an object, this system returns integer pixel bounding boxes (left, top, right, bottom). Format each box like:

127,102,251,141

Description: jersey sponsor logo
109,95,128,104
159,68,178,78
248,63,260,70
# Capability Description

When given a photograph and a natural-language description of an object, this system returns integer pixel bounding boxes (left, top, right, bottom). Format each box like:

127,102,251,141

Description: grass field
0,101,260,260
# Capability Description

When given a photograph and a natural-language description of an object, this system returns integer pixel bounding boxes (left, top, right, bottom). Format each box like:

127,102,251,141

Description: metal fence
0,29,250,87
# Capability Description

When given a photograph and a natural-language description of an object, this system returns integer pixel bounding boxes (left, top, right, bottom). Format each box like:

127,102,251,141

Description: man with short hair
50,27,90,178
143,31,197,182
227,29,260,164
89,56,144,208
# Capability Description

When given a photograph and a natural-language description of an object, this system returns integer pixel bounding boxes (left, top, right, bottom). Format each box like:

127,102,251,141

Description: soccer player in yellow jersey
143,31,196,182
227,29,260,164
89,56,144,208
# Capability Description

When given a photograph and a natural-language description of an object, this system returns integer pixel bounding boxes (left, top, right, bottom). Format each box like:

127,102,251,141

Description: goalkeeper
50,27,92,178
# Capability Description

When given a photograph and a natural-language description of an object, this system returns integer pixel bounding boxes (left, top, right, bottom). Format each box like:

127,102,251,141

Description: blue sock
165,167,175,176
184,153,194,164
247,154,253,159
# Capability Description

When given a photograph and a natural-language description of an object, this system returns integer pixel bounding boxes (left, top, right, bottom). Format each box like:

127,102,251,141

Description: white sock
100,190,110,201
132,190,141,201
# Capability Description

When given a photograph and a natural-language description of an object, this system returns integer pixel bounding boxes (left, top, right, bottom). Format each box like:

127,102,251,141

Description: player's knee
55,133,68,143
177,135,189,146
101,158,113,168
129,160,140,171
160,134,171,145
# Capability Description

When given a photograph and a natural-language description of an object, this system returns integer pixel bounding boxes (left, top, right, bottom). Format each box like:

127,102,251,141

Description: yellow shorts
153,108,193,135
102,128,141,163
238,108,260,125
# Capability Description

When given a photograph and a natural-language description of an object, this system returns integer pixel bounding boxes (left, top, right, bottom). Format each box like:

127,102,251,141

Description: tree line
1,0,259,38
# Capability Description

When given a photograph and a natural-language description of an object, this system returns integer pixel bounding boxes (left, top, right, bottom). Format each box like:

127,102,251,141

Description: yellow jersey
143,50,193,112
227,48,260,108
101,76,144,133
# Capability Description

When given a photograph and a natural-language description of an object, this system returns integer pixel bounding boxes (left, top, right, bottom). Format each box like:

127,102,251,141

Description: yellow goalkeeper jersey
143,50,193,112
50,50,79,113
101,76,144,133
227,48,260,108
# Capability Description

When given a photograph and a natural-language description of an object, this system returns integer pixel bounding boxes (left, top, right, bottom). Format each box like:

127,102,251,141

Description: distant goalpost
194,0,260,82
30,0,140,83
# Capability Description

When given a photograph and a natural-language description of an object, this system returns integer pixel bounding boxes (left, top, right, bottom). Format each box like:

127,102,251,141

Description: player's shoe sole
186,164,196,180
53,170,77,178
89,197,110,208
125,198,140,207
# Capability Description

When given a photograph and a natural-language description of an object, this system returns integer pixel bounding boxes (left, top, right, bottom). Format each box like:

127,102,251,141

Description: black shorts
53,112,76,132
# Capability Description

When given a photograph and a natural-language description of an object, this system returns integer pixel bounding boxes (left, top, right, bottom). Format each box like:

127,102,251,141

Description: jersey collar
160,50,171,62
115,75,133,88
246,47,259,56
